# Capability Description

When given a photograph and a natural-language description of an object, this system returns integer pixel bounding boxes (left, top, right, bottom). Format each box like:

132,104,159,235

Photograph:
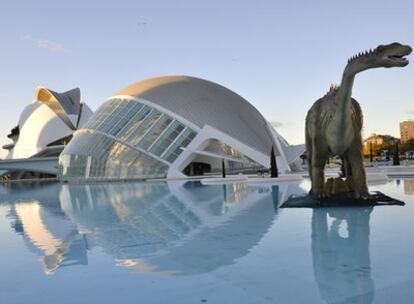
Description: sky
0,0,413,157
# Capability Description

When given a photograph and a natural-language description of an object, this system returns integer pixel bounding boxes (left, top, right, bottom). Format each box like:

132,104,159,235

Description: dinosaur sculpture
306,42,412,199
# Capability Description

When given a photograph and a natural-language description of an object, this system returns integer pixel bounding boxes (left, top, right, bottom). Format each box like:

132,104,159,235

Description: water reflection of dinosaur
311,207,374,303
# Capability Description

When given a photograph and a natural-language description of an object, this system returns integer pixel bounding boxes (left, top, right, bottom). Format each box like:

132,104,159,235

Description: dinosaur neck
334,63,362,129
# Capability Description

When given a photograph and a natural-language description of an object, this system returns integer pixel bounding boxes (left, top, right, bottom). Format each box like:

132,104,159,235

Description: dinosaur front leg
307,157,313,193
307,148,314,194
346,136,369,199
311,145,329,199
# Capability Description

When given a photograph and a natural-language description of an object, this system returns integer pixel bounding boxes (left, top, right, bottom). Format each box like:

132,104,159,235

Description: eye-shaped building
58,76,303,181
4,87,93,160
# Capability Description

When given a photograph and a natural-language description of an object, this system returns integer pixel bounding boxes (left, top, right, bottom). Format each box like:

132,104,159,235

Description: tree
369,142,373,162
221,159,226,178
400,139,414,154
270,146,278,178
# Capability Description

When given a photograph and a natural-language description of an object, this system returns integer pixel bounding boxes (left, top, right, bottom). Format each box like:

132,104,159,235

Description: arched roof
115,76,274,155
34,87,81,130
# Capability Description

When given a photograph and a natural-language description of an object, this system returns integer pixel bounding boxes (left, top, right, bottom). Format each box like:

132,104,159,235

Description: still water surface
0,179,413,303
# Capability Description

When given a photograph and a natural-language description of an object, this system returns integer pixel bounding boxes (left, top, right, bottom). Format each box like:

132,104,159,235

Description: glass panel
126,110,161,146
149,121,185,156
162,129,196,163
203,139,259,165
107,101,143,137
138,115,172,150
118,106,151,141
84,98,122,130
97,100,128,134
204,139,244,158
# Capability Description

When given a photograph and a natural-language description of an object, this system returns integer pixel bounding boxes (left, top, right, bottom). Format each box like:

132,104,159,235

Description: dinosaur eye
376,45,385,54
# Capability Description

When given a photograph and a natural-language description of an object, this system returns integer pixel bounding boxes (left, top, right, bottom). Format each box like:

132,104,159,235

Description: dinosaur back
305,94,363,142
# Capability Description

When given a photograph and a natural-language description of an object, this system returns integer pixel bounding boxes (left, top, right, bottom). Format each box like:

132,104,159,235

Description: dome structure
58,76,303,181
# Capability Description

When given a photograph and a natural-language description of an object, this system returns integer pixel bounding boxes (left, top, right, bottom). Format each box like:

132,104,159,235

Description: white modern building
58,76,304,181
0,87,92,179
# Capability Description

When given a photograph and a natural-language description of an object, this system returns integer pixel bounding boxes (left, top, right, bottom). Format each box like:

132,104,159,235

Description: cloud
36,39,66,52
270,121,284,128
23,35,67,52
408,110,414,115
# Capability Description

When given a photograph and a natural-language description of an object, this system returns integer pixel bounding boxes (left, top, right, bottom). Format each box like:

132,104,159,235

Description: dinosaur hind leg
344,135,369,199
310,141,329,199
341,155,353,177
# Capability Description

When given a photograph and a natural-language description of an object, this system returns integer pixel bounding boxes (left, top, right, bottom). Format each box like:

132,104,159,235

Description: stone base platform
281,191,405,208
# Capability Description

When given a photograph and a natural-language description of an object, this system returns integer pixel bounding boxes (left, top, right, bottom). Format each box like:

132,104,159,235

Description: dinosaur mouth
386,47,412,65
388,54,409,63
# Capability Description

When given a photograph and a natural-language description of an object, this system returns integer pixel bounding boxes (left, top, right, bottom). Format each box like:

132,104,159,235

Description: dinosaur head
374,43,412,67
348,42,412,70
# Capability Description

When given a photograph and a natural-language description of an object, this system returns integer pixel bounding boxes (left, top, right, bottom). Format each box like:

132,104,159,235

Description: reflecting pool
0,179,413,303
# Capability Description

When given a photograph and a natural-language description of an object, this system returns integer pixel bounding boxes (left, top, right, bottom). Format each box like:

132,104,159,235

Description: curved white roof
115,76,274,155
34,87,81,130
5,87,93,160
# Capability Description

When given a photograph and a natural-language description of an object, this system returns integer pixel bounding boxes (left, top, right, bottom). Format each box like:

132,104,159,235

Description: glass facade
58,97,197,181
203,139,265,173
204,139,260,164
59,131,169,181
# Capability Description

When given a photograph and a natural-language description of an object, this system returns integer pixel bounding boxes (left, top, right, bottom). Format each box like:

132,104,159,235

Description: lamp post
393,142,400,166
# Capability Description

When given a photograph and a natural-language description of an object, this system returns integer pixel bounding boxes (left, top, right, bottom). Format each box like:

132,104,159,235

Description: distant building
363,134,399,157
400,120,414,143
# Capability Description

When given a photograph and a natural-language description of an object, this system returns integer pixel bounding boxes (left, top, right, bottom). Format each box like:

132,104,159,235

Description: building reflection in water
403,179,414,195
59,181,283,275
1,180,306,276
2,182,88,275
311,207,374,303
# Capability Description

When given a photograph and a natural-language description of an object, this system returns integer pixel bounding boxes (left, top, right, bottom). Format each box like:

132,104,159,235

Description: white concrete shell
3,87,93,160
